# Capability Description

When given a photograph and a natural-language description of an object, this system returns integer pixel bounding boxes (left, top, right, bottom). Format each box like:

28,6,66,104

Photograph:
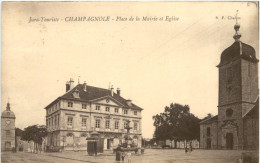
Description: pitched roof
200,115,218,124
244,97,259,118
45,84,143,110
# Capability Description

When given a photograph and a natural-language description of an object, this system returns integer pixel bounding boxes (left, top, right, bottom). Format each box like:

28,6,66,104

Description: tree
152,103,200,147
15,128,24,149
21,125,47,153
15,128,24,137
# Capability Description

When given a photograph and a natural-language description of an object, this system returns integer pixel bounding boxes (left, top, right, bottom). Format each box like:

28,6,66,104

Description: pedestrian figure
189,142,193,154
121,151,126,162
126,151,132,163
115,145,121,162
185,146,188,154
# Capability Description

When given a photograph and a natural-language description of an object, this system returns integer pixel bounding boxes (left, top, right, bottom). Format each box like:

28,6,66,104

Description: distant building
45,79,143,150
200,22,259,149
1,102,16,151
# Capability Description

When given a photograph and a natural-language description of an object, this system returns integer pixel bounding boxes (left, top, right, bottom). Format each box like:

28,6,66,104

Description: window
134,122,138,130
106,107,110,112
115,108,119,113
46,119,48,128
67,117,73,127
96,106,100,110
207,127,210,136
95,119,100,128
226,108,233,117
82,118,87,127
134,111,137,115
55,104,57,110
226,67,232,83
54,116,57,127
82,104,87,109
6,130,10,137
124,110,128,115
68,102,73,107
115,121,119,129
124,122,129,129
106,120,110,129
57,116,59,126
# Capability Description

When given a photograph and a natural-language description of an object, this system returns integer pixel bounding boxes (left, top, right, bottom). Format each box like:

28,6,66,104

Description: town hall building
44,79,143,150
200,22,259,150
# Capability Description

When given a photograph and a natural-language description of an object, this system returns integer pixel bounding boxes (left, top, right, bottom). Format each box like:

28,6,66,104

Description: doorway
107,139,110,149
206,138,211,149
226,133,233,149
5,141,11,151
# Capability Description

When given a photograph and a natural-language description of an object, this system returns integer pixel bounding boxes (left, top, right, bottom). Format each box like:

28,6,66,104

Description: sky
2,2,259,138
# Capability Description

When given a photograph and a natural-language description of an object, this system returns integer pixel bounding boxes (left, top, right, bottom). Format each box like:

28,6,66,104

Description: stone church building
1,102,16,151
200,23,259,150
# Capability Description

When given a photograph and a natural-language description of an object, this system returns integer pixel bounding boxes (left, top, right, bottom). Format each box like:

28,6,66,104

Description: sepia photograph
1,1,259,162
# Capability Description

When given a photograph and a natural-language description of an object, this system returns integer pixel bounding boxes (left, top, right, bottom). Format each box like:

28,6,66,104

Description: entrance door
226,133,233,149
5,141,11,151
107,139,110,149
206,138,211,149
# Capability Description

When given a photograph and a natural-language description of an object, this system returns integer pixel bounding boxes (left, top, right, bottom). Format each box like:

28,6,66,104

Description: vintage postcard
1,1,259,163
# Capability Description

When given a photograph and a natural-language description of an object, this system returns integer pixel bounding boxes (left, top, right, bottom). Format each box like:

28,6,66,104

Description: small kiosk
86,131,104,155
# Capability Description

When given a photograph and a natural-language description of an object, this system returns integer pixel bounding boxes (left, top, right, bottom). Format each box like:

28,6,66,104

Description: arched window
226,109,233,117
226,67,232,83
207,127,210,136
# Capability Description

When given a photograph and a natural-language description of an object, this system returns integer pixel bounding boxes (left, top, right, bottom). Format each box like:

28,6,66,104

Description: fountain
116,120,144,154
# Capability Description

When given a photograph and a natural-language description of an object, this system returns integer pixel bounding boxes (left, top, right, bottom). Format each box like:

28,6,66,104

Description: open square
2,149,258,163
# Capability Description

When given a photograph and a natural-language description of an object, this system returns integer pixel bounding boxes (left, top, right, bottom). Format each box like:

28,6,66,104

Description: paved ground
1,149,258,163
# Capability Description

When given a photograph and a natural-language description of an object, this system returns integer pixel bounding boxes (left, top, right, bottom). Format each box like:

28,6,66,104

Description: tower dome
1,102,15,118
217,23,258,67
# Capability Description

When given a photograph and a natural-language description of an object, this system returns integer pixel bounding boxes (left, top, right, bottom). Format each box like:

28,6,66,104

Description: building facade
200,23,259,150
45,80,143,150
1,102,16,151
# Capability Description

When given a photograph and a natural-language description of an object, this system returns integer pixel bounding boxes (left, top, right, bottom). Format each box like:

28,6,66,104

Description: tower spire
6,100,10,111
233,10,241,42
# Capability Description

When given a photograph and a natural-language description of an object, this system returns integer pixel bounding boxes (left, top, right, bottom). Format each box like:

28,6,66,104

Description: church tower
217,19,259,149
1,102,16,151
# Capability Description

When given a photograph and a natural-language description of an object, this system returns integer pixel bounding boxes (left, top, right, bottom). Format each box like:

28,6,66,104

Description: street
2,149,258,163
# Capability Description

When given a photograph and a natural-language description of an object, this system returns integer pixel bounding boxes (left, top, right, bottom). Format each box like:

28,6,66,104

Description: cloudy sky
2,2,258,138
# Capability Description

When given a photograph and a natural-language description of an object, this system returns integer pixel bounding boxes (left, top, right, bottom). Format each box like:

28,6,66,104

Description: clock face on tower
5,120,11,125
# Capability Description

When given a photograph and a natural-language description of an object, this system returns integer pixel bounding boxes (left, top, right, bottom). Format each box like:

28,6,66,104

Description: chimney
69,78,74,89
66,81,70,92
83,81,87,92
117,88,121,96
111,85,114,96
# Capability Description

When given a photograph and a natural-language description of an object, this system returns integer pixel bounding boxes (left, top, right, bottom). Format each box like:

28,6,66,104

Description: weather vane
235,10,239,25
233,10,241,42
